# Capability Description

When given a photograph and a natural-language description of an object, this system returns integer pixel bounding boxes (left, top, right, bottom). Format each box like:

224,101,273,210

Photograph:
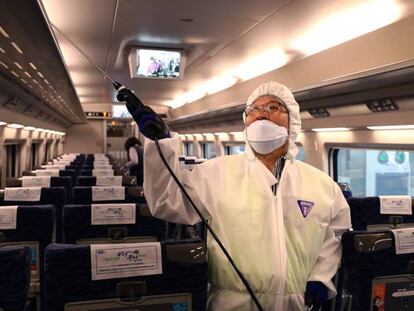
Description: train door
44,140,51,164
30,141,40,170
1,141,21,188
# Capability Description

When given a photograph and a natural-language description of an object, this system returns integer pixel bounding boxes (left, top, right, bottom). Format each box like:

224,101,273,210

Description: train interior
0,0,414,310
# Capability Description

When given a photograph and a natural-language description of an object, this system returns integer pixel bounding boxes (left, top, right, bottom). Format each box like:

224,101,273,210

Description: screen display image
372,275,414,311
137,49,181,78
129,47,185,79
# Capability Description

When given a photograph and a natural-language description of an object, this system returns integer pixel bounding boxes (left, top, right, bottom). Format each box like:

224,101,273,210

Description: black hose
154,138,264,311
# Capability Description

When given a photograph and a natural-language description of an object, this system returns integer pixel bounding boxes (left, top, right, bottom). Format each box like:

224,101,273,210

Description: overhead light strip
367,125,414,130
7,123,24,129
0,121,66,135
312,127,350,132
10,42,23,54
0,26,10,38
14,62,23,69
0,61,8,69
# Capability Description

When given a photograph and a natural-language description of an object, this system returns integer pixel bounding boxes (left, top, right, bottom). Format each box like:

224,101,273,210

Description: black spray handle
113,81,145,110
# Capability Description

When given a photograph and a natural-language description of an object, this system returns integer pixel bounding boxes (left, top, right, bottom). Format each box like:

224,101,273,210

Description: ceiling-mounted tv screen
129,47,186,80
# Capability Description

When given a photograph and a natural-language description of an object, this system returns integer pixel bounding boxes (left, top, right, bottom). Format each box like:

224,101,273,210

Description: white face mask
246,120,288,155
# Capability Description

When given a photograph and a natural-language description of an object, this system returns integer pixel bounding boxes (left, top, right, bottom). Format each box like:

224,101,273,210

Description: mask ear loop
279,100,290,161
242,108,247,124
243,111,253,155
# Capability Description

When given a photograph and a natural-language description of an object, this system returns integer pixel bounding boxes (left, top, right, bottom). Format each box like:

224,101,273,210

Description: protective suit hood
244,81,301,160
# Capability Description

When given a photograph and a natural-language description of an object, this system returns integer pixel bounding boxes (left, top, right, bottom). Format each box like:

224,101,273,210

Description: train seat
76,175,131,187
69,186,205,241
64,165,81,174
81,164,113,170
72,186,146,204
0,205,54,310
57,169,77,184
23,168,76,184
62,203,167,244
26,168,78,185
18,176,73,203
45,239,208,311
348,196,414,230
79,169,115,177
0,246,31,311
1,187,67,242
340,230,414,311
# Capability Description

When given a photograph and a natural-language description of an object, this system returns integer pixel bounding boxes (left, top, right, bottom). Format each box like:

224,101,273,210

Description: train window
225,144,245,155
333,148,414,197
184,142,194,156
296,144,306,162
201,142,216,159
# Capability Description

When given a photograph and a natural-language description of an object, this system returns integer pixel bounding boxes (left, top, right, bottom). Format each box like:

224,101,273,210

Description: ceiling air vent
3,96,18,108
23,105,33,114
366,98,398,112
308,107,330,118
36,111,45,119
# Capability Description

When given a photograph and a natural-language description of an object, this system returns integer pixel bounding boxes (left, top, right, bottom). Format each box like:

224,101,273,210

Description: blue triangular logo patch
297,200,314,218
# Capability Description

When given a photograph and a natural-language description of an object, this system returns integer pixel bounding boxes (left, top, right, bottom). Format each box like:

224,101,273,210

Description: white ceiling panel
40,0,414,114
42,0,289,108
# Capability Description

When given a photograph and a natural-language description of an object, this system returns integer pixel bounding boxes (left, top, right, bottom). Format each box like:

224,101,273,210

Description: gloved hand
128,104,170,141
304,281,328,309
115,83,170,140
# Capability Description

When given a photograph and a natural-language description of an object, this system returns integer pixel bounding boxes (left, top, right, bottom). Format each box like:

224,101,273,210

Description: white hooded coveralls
143,82,351,311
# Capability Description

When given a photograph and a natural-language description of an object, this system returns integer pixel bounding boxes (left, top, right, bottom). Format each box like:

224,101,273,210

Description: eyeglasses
245,101,288,116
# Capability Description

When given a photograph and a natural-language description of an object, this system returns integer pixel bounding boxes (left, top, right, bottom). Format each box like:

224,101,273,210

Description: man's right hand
116,84,170,140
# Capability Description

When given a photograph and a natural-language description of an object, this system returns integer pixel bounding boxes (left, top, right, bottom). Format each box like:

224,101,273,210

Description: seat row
8,175,138,201
0,185,146,241
0,201,206,311
38,153,130,181
0,238,207,311
0,153,203,311
338,196,414,311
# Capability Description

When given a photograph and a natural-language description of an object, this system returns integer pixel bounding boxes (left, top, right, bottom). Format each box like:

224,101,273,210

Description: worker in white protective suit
122,81,351,311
